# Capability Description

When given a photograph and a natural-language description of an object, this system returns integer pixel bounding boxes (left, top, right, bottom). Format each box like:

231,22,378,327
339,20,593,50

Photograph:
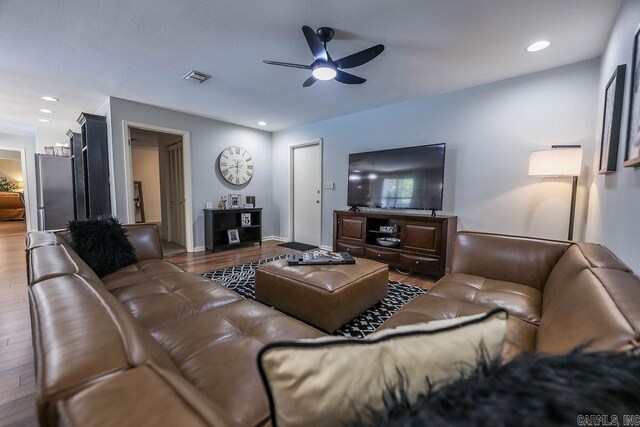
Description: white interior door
292,143,321,246
168,142,186,246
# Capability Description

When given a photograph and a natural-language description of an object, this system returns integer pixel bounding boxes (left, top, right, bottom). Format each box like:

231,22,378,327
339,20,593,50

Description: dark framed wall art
625,24,640,167
599,65,626,174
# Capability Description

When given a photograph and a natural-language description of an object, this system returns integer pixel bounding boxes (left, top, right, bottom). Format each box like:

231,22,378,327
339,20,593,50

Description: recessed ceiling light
257,121,268,126
39,109,54,114
526,40,550,52
41,96,59,102
38,119,51,123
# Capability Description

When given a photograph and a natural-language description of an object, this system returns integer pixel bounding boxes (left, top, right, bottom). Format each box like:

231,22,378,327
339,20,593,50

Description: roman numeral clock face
218,146,254,185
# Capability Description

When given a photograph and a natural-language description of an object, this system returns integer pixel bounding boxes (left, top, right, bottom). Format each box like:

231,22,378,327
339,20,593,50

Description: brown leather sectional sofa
0,191,25,220
26,225,640,426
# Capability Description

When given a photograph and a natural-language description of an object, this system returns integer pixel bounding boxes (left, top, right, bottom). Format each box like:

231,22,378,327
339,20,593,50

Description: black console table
204,208,262,252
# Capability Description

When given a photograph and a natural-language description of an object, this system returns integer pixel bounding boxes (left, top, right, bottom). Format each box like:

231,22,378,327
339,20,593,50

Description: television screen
347,143,445,210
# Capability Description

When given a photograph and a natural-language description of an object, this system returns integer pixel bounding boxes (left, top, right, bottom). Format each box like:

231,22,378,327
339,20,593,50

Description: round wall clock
218,146,254,185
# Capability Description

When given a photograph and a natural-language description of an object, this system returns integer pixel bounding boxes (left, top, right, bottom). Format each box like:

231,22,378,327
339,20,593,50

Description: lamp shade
528,148,583,177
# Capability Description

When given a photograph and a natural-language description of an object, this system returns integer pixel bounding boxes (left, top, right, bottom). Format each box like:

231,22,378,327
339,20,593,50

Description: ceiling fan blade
303,76,317,87
302,25,328,61
335,44,385,69
263,60,311,70
334,70,366,85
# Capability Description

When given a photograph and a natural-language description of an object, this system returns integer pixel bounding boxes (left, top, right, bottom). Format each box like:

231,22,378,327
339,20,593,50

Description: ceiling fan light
312,65,337,81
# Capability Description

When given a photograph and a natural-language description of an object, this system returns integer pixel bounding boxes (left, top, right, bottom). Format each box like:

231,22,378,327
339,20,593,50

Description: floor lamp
528,145,583,241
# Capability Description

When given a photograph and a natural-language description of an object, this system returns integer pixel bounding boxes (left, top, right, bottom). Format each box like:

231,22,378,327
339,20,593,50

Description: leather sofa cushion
102,260,186,290
123,224,164,261
109,271,243,331
538,245,640,354
450,232,570,290
503,317,538,362
30,274,182,425
151,299,324,427
428,273,542,324
57,365,240,427
377,294,536,360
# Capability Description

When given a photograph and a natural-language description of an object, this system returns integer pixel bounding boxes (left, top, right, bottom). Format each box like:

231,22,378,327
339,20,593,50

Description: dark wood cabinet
67,130,86,221
333,210,457,278
204,208,262,252
337,216,366,242
77,113,111,218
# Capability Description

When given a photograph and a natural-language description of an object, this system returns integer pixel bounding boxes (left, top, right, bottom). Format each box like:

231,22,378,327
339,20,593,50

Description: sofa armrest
449,232,571,290
124,224,164,260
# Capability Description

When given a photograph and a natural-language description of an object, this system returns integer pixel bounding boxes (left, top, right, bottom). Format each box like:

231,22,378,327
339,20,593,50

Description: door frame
0,146,33,231
122,121,194,252
289,138,323,245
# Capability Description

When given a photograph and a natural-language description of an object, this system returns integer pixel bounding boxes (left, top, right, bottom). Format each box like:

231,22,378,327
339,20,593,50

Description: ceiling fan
263,26,385,87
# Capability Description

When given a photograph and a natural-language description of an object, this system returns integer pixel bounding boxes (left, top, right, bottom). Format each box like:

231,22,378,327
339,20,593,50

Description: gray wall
586,0,640,272
273,59,600,247
106,97,274,249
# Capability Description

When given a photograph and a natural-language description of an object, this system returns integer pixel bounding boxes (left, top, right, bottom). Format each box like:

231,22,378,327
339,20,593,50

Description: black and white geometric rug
202,255,426,339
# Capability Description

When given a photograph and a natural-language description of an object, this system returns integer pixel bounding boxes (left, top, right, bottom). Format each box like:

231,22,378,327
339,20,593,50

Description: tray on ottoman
255,258,389,332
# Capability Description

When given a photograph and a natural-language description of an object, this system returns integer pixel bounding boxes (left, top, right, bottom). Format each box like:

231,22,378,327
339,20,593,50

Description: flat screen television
347,143,445,210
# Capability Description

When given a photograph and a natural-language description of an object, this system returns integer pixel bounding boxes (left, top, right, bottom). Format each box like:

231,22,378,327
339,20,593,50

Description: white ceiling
0,0,620,137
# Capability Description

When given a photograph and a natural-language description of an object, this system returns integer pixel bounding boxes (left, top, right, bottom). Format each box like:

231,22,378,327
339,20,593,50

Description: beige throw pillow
258,309,508,427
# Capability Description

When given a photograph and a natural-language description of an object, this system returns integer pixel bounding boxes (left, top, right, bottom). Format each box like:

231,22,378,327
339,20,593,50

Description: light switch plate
323,181,335,190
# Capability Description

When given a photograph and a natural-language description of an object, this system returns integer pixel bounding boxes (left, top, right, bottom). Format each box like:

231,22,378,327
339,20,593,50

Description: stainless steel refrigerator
35,154,75,230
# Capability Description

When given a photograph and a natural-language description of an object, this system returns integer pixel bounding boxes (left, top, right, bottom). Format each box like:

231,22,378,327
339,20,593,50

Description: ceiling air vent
183,70,211,84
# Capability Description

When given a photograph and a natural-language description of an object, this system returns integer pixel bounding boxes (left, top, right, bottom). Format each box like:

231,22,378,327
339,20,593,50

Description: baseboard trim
263,236,289,242
319,245,332,251
192,246,206,252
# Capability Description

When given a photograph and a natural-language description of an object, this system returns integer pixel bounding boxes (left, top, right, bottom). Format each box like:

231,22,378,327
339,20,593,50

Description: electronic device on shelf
347,143,446,211
288,250,356,266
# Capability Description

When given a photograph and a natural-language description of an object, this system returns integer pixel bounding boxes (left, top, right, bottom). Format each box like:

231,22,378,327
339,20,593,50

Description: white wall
586,0,640,272
131,143,162,223
273,59,600,247
0,159,22,182
105,97,274,250
0,149,21,160
36,125,73,153
0,133,37,230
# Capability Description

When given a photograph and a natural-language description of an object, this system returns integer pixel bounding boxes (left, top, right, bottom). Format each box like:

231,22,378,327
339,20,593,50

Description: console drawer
399,253,440,275
336,242,365,257
366,247,398,264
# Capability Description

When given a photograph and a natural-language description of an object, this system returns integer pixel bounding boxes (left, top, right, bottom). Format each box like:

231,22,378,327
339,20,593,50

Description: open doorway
128,127,189,256
0,148,30,236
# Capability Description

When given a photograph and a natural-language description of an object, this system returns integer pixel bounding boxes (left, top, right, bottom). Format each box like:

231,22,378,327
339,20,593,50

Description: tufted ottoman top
255,257,389,332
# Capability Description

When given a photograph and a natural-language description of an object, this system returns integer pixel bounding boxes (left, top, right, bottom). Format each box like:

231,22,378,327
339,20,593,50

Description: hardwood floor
0,221,36,427
0,223,435,426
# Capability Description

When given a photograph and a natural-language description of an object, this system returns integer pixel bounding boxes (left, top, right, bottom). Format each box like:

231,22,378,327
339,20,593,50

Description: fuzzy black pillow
68,216,137,278
351,350,640,427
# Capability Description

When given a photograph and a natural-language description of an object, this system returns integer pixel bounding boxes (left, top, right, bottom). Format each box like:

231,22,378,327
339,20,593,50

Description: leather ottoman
255,258,389,332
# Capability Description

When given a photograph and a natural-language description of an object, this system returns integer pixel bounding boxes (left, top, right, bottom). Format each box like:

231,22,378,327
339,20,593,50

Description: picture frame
227,228,240,244
599,65,626,174
228,194,241,209
245,196,255,207
241,212,252,227
625,24,640,168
